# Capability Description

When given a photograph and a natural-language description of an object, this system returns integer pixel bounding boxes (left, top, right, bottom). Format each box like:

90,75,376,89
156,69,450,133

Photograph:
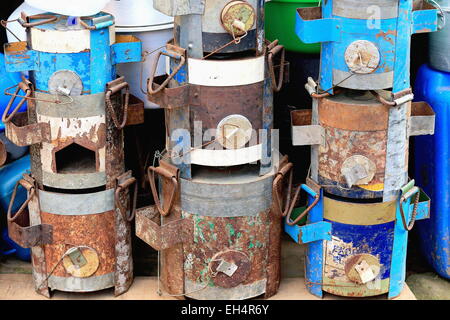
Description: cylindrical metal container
6,172,136,296
154,0,264,54
295,0,440,94
429,1,450,72
322,196,396,296
147,40,286,178
136,159,292,300
290,90,436,200
284,180,431,298
2,11,142,297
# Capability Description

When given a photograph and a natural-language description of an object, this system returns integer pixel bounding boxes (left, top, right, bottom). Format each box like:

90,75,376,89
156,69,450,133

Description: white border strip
188,56,265,86
190,144,262,166
30,26,115,53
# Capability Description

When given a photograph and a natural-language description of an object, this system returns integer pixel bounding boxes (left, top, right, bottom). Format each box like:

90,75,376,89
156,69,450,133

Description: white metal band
190,144,262,166
30,26,115,53
187,56,265,86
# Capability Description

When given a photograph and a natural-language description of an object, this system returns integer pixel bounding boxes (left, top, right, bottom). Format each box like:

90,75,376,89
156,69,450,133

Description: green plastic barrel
265,0,321,53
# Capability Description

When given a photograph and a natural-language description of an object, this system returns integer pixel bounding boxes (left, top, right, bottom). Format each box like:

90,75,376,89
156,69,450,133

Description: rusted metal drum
291,90,436,200
6,172,136,296
148,41,286,178
136,158,292,299
2,11,142,298
154,0,264,54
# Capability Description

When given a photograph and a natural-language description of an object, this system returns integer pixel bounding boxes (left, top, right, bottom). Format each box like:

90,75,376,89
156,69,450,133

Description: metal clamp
18,12,58,28
2,79,32,124
106,77,129,130
285,184,320,226
115,174,138,222
272,157,294,217
147,45,186,95
267,40,286,93
148,161,179,217
399,186,420,231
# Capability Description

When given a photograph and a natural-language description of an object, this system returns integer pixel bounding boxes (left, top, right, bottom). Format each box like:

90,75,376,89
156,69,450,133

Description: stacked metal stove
135,0,290,300
285,0,439,298
2,12,143,296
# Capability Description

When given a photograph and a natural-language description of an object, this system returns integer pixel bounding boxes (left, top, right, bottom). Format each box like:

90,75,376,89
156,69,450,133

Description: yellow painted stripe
323,197,396,225
358,183,385,192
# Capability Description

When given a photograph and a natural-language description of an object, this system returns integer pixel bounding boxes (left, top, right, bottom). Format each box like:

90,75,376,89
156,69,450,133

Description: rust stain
375,30,397,45
40,210,116,277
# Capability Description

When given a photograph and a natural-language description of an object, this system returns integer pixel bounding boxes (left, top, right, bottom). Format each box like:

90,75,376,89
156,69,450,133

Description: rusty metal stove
136,157,293,299
2,12,143,297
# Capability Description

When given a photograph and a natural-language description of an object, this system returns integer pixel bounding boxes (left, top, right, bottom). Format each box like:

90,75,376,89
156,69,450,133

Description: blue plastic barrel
0,154,31,261
0,52,25,132
413,64,450,279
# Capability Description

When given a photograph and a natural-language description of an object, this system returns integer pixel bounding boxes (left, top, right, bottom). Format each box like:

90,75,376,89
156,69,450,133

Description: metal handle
7,176,35,224
115,176,138,222
148,165,179,217
273,162,294,217
18,13,58,28
285,185,320,226
2,80,32,124
399,186,420,231
106,77,129,130
147,49,186,95
268,41,286,93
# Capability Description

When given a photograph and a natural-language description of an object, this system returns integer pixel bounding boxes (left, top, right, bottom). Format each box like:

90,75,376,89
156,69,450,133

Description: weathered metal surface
4,112,50,147
136,205,192,250
48,273,114,292
28,179,50,297
124,94,145,126
285,180,432,298
38,189,115,215
111,35,142,65
139,160,287,299
409,101,435,136
113,171,135,296
3,41,39,73
260,46,274,176
105,90,126,189
295,1,439,93
388,183,430,298
0,140,6,166
383,101,410,202
291,109,324,146
40,209,116,290
180,167,271,216
33,92,107,189
318,92,389,199
8,221,53,249
4,13,141,94
322,197,395,297
181,210,270,299
165,0,260,54
149,52,270,169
